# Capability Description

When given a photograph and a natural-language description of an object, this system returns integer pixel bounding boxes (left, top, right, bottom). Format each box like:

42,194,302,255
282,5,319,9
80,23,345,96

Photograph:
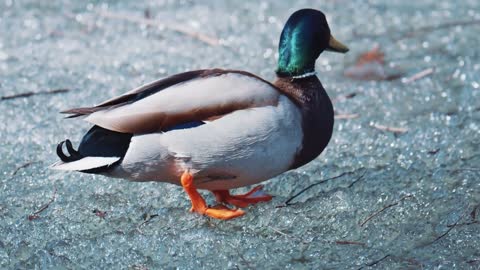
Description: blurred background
0,0,479,269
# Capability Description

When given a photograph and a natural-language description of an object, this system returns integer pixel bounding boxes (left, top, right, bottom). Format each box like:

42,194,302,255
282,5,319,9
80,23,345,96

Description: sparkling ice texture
0,0,479,269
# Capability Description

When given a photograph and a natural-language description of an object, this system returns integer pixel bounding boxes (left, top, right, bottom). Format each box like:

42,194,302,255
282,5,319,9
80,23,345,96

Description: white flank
110,95,303,190
50,156,120,171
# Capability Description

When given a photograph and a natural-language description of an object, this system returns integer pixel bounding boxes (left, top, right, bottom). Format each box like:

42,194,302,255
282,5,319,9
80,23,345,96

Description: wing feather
62,69,281,134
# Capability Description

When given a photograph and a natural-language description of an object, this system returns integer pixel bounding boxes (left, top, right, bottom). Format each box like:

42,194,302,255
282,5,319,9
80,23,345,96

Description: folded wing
62,69,280,134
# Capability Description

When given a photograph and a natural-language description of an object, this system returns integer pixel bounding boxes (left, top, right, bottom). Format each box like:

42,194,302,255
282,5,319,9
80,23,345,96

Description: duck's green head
276,9,349,77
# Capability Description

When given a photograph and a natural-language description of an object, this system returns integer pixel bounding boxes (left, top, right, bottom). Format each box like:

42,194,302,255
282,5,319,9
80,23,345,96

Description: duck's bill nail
326,35,349,53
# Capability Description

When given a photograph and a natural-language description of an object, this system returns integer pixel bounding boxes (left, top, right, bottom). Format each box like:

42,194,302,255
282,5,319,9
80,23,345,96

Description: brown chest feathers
274,76,334,169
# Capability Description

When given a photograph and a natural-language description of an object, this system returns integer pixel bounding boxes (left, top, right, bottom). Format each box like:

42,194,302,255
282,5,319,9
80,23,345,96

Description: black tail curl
56,139,83,162
56,125,133,164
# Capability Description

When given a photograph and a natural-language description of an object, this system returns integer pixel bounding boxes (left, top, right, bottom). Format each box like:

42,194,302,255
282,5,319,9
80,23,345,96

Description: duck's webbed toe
180,171,245,220
212,185,273,208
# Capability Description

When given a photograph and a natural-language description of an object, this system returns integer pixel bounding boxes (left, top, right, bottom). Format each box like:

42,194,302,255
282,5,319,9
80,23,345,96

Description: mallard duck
52,8,349,220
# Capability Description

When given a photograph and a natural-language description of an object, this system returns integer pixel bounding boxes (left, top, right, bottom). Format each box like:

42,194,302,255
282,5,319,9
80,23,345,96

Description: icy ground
1,0,479,269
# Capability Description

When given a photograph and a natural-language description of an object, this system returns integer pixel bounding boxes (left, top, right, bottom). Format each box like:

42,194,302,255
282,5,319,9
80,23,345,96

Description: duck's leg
212,185,273,208
180,171,245,220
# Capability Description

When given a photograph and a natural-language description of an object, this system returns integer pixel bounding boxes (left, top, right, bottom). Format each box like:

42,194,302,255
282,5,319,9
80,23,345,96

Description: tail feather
56,139,82,162
53,125,133,173
50,156,121,171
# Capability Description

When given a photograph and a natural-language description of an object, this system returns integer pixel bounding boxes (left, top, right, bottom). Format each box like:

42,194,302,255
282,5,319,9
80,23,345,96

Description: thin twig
358,254,391,270
335,240,366,247
97,10,220,46
467,259,480,265
353,19,480,40
471,204,479,220
403,68,435,83
130,264,148,270
269,226,290,237
278,171,354,207
225,242,255,269
237,253,253,269
11,161,41,176
372,123,408,134
396,19,480,40
332,92,357,103
136,213,159,234
64,12,97,32
1,88,70,101
359,195,413,227
454,168,480,172
431,211,466,244
335,113,360,120
28,187,57,220
444,168,480,175
446,221,478,228
268,226,310,244
445,204,479,227
404,258,423,267
347,170,367,188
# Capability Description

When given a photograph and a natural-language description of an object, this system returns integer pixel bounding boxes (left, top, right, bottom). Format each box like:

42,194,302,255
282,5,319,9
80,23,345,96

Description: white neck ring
291,71,317,79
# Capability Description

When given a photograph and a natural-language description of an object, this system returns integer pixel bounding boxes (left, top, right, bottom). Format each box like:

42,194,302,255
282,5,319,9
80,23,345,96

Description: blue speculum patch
164,121,205,131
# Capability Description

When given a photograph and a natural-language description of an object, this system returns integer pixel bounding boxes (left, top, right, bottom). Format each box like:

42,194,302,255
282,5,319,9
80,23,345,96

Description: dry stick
431,211,466,244
446,221,478,228
332,93,359,120
335,240,366,247
237,254,253,270
358,254,391,270
1,88,70,101
136,213,159,234
353,19,480,40
97,10,220,46
417,207,475,249
445,204,478,228
279,171,353,207
332,92,357,104
436,167,480,174
347,170,367,188
403,68,435,84
359,195,413,227
471,204,479,220
396,19,480,40
467,259,480,264
335,113,360,120
225,242,254,269
454,168,480,172
372,123,408,134
11,161,41,176
235,247,254,269
268,226,310,244
64,12,97,32
28,187,57,220
444,167,480,175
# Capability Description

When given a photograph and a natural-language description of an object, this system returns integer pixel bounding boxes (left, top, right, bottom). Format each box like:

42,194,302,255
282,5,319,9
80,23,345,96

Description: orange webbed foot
212,185,273,208
181,171,244,220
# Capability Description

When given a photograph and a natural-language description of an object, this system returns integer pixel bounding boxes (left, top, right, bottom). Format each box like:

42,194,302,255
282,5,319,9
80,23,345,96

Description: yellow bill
326,35,349,53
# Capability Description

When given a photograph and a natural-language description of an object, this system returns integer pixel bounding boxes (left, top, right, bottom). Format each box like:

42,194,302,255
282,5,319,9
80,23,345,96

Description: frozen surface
1,0,479,269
